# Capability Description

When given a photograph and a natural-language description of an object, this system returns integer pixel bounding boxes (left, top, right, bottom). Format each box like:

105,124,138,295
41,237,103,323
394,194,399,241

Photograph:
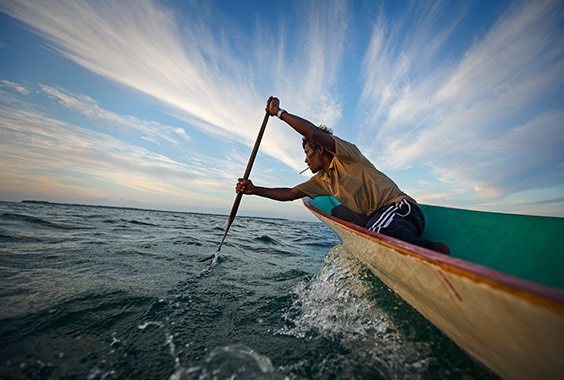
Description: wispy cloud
1,79,31,94
272,1,348,122
0,0,348,170
39,84,186,146
360,0,564,201
174,128,190,143
0,93,223,205
416,191,463,204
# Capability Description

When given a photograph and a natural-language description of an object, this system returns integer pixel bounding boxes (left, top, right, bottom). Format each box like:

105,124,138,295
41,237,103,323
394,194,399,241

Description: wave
1,212,78,230
260,247,298,257
0,230,43,243
172,237,203,246
0,290,154,338
262,269,310,282
123,219,159,227
302,240,336,248
291,235,339,248
99,218,159,227
113,248,152,257
253,235,279,245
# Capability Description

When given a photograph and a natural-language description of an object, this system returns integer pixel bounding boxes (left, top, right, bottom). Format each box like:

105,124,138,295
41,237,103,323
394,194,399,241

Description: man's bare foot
431,241,450,255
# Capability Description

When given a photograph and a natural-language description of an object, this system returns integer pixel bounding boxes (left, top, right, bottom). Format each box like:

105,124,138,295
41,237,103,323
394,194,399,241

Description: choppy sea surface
0,201,496,379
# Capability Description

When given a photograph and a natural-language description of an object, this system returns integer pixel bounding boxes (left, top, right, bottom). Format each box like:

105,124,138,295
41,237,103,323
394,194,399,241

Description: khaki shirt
296,136,413,216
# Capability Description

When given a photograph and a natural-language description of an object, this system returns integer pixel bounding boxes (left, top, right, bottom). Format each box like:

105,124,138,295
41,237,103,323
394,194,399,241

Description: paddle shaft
216,108,271,253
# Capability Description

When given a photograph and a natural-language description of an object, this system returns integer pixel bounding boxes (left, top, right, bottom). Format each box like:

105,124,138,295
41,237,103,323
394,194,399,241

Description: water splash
279,245,432,377
170,345,285,380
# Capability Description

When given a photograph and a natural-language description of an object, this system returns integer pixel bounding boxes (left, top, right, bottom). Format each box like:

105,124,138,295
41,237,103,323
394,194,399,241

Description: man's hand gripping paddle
200,97,273,264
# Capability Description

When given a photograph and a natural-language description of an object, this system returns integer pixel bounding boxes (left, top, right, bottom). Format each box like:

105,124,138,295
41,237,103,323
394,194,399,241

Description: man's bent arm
252,186,306,201
279,112,336,153
267,98,336,152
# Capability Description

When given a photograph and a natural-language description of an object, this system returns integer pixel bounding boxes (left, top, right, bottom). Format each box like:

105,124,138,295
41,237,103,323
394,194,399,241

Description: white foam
278,245,432,377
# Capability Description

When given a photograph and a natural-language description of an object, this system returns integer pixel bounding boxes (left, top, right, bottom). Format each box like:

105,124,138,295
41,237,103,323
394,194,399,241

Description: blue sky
0,0,563,220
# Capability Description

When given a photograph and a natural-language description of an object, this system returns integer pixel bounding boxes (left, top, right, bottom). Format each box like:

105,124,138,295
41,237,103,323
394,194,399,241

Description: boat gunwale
303,198,564,312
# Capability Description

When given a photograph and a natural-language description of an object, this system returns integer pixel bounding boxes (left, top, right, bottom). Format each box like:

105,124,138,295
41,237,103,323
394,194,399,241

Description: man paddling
236,97,448,254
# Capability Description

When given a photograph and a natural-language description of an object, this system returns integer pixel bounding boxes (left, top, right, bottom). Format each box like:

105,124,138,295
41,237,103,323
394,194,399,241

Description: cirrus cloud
359,0,564,201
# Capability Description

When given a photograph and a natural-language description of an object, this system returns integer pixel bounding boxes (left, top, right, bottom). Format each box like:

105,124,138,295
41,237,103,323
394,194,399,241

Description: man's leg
365,200,449,253
331,204,369,226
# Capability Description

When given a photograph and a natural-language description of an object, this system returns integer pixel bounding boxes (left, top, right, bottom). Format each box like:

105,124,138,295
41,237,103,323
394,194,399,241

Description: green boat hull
310,196,564,290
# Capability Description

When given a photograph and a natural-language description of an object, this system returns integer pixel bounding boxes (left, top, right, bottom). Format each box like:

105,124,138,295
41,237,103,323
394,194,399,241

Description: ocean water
0,201,495,379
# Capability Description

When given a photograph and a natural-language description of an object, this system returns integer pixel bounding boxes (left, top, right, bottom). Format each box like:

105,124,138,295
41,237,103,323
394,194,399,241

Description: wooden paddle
200,97,273,262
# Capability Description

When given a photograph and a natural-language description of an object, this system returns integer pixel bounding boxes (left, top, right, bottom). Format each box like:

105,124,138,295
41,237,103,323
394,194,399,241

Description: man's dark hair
302,124,334,150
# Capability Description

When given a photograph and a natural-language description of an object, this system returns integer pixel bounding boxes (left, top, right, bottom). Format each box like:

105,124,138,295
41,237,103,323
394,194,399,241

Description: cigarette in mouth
299,167,309,174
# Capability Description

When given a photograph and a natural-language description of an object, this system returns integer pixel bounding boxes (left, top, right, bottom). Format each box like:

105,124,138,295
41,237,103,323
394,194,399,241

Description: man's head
302,125,334,173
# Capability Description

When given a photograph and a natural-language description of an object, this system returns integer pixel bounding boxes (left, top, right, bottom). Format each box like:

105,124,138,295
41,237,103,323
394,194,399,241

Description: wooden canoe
303,196,564,379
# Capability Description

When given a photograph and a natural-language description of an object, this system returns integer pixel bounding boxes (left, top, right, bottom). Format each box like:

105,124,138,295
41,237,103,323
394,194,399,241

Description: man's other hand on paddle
235,177,305,201
236,178,255,195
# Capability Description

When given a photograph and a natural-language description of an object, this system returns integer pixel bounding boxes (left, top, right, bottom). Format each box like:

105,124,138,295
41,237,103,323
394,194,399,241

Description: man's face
304,144,323,173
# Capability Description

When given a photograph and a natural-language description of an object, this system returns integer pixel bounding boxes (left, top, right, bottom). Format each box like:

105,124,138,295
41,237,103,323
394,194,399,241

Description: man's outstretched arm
236,179,306,201
266,97,336,153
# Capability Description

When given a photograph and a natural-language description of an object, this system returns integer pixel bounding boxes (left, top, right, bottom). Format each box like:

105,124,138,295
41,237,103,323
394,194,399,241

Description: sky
0,0,563,221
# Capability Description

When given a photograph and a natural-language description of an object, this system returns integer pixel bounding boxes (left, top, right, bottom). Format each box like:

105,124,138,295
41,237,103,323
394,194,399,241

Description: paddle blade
199,253,216,262
199,216,232,262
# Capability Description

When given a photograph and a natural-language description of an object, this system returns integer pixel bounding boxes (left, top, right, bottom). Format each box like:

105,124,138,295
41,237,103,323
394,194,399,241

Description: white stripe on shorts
375,208,399,233
368,204,397,232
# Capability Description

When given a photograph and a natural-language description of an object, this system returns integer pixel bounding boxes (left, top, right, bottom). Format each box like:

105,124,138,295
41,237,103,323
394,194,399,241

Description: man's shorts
331,199,433,250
